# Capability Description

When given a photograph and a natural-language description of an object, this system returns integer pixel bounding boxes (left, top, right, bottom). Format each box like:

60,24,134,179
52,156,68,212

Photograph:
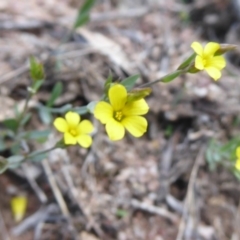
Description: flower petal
207,56,226,70
205,67,221,80
65,112,80,128
122,116,147,137
109,84,127,111
236,147,240,158
195,55,204,70
191,42,203,56
123,99,149,116
236,159,240,171
64,132,77,145
203,42,220,57
77,120,94,134
54,117,68,132
106,118,125,141
94,101,113,124
77,135,92,148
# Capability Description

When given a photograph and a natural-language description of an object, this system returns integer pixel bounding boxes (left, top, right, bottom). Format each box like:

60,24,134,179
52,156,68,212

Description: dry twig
176,146,205,240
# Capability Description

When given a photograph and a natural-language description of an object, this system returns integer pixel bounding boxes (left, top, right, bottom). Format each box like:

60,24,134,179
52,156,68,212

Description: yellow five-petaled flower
191,41,226,81
235,146,240,171
94,84,149,141
54,111,93,148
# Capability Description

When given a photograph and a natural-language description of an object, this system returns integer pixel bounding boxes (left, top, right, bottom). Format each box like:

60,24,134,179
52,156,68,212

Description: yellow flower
54,111,93,148
11,196,27,222
191,42,226,80
94,84,149,141
236,146,240,171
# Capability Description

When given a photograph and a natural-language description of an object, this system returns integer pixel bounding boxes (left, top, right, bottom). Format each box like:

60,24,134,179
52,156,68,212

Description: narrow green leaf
47,82,63,107
0,138,6,151
0,157,8,174
126,88,151,103
116,209,128,218
14,104,20,118
20,113,32,127
104,71,113,94
32,79,44,92
74,0,96,29
177,53,196,70
87,101,97,114
72,106,89,115
121,74,140,91
38,107,52,125
22,129,51,141
7,155,24,169
10,143,21,155
74,14,89,29
80,0,96,13
29,152,47,162
40,104,72,114
162,71,182,83
3,118,19,132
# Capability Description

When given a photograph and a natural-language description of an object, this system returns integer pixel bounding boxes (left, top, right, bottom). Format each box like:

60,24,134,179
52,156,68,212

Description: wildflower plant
0,0,238,212
0,39,235,176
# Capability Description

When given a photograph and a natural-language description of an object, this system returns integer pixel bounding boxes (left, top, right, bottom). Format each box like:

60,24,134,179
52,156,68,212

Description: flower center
69,129,77,136
114,111,123,121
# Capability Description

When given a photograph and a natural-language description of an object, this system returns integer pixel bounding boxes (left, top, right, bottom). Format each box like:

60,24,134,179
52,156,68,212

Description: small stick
176,146,205,240
41,159,69,217
22,164,47,203
0,209,11,240
130,199,178,223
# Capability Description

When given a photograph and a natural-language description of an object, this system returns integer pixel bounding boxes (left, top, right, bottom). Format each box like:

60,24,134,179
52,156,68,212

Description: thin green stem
17,93,32,128
22,145,58,163
138,69,186,88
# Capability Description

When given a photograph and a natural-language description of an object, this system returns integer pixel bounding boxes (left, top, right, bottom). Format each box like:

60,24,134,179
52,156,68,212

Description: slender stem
22,145,58,163
138,69,186,88
17,92,32,127
30,146,57,158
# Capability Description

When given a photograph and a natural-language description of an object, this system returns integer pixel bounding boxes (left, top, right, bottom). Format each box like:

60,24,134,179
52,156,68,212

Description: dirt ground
1,0,240,239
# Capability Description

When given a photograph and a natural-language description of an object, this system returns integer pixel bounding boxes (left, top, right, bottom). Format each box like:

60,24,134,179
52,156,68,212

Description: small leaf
74,0,96,29
72,106,89,115
38,107,52,125
14,104,20,118
22,130,51,141
32,80,44,92
10,143,21,155
177,53,196,70
47,82,63,107
215,44,238,56
3,118,19,132
121,74,140,91
104,71,113,93
87,101,98,114
0,157,8,174
162,71,182,83
7,155,24,169
29,152,47,162
40,104,72,114
126,88,151,103
29,56,44,82
116,209,128,218
0,139,6,151
20,113,32,127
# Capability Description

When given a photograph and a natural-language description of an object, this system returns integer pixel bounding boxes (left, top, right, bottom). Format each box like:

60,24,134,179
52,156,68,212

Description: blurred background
1,0,240,239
